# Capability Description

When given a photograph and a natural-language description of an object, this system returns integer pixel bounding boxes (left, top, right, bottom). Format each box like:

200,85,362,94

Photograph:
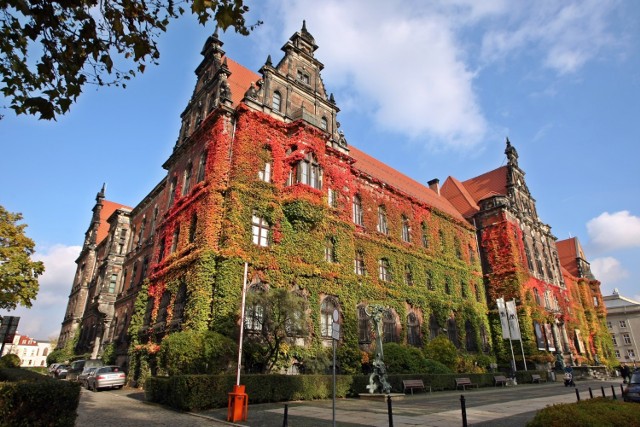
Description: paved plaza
187,378,625,426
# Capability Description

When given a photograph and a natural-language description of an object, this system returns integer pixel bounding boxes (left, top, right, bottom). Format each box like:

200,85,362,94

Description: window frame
251,212,270,247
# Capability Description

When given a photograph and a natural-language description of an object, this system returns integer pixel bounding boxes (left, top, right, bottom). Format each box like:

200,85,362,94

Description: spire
265,54,272,66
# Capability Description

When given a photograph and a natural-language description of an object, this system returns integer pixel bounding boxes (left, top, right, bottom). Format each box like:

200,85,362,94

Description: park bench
403,379,431,395
494,375,509,387
531,374,546,383
455,377,479,390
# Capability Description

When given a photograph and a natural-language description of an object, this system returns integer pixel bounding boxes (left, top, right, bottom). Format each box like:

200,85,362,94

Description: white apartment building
604,289,640,366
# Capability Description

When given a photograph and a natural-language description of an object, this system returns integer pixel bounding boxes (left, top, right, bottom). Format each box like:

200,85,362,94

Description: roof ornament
265,54,272,66
504,136,519,166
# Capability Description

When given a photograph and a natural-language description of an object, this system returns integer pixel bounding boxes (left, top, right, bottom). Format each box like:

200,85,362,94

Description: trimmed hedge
527,397,640,427
145,370,549,411
0,368,80,427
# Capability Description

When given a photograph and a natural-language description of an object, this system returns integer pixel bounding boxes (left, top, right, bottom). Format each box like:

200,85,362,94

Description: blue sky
2,0,639,341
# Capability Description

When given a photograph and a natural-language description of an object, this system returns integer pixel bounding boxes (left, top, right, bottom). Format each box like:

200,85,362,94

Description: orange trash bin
227,384,248,422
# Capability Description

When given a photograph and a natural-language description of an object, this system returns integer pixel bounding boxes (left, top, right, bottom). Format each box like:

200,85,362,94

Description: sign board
505,300,522,340
331,323,340,340
0,316,20,344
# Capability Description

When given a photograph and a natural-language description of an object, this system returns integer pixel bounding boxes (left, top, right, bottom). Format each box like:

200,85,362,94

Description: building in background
56,23,611,373
1,334,53,367
604,290,640,366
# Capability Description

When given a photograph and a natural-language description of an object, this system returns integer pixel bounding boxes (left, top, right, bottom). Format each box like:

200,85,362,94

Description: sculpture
365,305,392,394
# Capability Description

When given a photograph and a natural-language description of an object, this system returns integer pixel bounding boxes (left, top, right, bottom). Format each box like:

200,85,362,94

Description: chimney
428,178,440,195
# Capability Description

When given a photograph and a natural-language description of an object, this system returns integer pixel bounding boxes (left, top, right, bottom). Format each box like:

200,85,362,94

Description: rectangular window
620,320,627,328
197,151,207,182
629,349,636,359
324,238,335,263
352,196,363,226
328,188,338,208
421,222,429,248
623,333,632,345
401,216,410,242
614,349,620,358
258,162,272,182
377,206,388,234
252,212,270,247
607,321,612,329
378,259,390,282
611,334,618,346
108,274,117,293
354,252,365,275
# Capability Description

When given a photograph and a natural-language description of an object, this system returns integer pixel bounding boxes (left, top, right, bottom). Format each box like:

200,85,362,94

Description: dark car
86,365,126,391
623,371,640,403
55,364,69,379
78,367,97,388
66,359,104,382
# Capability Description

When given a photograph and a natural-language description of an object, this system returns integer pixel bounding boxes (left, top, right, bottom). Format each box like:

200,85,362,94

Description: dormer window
272,91,282,112
297,70,310,85
320,116,328,130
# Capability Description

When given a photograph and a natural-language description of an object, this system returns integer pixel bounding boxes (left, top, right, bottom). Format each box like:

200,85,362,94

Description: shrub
158,330,237,376
423,335,458,370
383,343,429,374
0,354,21,368
527,398,640,427
0,368,80,427
423,359,452,374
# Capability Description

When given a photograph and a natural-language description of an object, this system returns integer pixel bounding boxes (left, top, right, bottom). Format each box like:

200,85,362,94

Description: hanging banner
505,300,522,340
533,321,546,350
496,298,511,339
544,323,556,352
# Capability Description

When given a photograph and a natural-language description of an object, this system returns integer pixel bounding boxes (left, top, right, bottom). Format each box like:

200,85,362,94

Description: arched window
320,297,339,338
197,150,207,182
407,312,422,347
320,116,328,130
352,194,363,226
447,316,460,348
383,310,399,343
465,320,478,351
358,305,371,343
182,161,193,196
189,213,198,243
272,91,282,112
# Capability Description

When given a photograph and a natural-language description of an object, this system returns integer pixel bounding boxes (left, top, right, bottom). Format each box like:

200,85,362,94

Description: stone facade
57,24,610,372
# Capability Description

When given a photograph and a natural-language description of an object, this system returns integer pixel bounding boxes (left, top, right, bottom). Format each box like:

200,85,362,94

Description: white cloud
256,0,622,149
587,211,640,252
264,0,488,147
590,257,629,287
0,244,80,340
480,1,617,74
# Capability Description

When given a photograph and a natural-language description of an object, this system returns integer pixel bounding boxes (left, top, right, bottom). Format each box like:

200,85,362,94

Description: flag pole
236,262,249,386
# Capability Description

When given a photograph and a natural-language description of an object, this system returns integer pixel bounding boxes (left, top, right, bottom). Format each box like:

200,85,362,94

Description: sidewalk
188,378,624,427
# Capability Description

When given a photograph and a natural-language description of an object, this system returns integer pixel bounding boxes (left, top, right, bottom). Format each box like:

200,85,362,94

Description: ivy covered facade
57,23,610,372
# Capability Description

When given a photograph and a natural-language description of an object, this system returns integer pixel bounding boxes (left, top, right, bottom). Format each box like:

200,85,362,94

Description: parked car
55,364,69,379
78,367,97,388
86,365,126,391
66,359,104,382
623,371,640,403
48,363,61,376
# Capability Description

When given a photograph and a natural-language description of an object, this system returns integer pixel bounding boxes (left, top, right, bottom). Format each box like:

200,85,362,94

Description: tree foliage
157,329,236,376
0,205,44,310
244,288,308,374
0,0,260,120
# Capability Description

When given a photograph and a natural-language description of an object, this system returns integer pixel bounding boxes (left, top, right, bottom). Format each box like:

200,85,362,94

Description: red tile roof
556,237,580,277
223,56,465,222
348,146,466,221
441,166,508,218
226,57,261,107
96,200,131,244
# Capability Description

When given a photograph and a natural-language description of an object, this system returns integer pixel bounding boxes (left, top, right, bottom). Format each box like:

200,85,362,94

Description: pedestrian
563,367,575,387
622,364,631,384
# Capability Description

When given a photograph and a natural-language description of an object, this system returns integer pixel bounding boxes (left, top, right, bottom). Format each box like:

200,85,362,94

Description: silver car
86,365,126,391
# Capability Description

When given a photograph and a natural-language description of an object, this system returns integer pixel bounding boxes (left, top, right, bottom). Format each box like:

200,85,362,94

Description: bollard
601,386,606,397
575,388,580,402
460,395,468,427
611,385,617,400
589,387,593,399
283,403,288,427
387,395,394,427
